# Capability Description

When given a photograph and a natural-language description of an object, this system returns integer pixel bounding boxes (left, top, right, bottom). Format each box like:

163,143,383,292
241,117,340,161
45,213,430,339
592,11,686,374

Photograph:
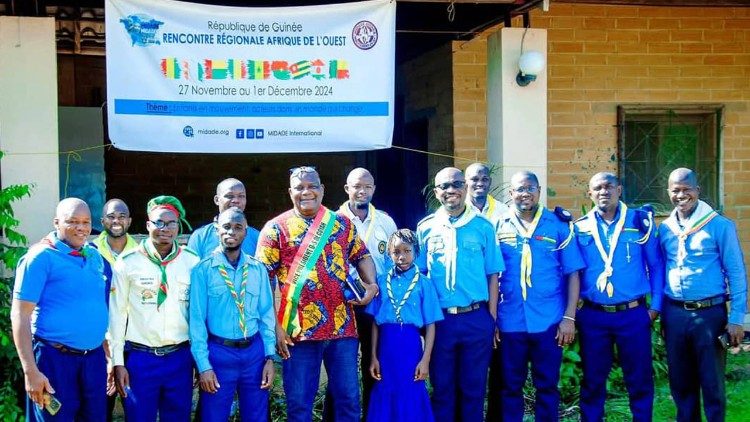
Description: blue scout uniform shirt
497,208,585,333
416,209,504,309
188,220,260,259
189,250,276,373
575,205,665,311
658,212,748,326
366,265,444,328
13,232,108,350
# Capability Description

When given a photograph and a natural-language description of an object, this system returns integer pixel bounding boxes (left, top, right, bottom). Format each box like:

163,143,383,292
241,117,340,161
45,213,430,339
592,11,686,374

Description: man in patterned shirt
256,166,379,422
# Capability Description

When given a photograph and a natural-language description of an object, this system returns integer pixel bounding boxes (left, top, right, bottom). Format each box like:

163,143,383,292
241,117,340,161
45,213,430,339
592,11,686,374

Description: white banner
105,0,395,153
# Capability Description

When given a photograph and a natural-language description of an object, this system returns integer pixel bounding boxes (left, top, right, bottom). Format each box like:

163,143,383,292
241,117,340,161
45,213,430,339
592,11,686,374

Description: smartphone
717,332,730,350
43,393,62,416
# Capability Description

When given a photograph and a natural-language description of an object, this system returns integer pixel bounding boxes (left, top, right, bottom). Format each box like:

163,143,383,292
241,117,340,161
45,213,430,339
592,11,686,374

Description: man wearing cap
11,198,109,421
574,172,664,421
189,178,260,258
336,167,397,415
416,167,503,422
658,168,747,422
190,207,276,421
256,166,378,422
496,171,584,422
110,196,200,421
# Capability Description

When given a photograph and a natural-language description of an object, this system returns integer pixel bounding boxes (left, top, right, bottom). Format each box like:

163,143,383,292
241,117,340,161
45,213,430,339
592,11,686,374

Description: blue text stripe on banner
114,99,389,117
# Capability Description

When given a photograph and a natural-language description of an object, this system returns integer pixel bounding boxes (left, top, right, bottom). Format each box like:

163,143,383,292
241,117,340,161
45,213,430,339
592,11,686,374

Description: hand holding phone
43,393,62,416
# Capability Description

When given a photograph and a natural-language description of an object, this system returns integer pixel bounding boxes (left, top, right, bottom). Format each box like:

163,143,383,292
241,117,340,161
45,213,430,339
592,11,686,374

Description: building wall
451,4,750,256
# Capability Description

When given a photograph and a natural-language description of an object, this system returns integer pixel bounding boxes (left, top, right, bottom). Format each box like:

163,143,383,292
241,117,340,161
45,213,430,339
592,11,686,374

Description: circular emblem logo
378,241,387,255
352,20,378,50
643,218,651,227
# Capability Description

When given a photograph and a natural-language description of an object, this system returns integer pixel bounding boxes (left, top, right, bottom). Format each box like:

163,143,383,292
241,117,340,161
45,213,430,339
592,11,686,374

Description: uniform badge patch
378,241,386,255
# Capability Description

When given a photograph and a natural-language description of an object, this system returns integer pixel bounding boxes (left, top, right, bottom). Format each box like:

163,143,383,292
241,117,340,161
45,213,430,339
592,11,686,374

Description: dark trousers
28,342,107,422
578,305,654,422
486,346,502,422
500,325,562,422
199,337,269,422
430,306,495,422
123,346,194,421
662,299,727,422
323,307,374,421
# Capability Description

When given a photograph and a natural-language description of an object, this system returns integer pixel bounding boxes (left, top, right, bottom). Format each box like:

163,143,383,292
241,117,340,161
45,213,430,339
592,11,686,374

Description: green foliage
0,151,33,420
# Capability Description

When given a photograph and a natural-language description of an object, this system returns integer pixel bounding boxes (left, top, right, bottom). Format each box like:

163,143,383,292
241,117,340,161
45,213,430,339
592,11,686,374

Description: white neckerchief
662,200,718,266
433,206,476,292
587,202,628,298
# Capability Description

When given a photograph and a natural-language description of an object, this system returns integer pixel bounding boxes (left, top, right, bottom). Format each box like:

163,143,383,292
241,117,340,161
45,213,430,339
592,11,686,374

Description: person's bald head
344,167,376,210
509,171,541,213
54,198,92,249
668,168,698,188
668,168,701,217
588,172,621,214
214,178,247,213
217,207,247,251
465,163,492,202
101,198,132,238
434,167,467,215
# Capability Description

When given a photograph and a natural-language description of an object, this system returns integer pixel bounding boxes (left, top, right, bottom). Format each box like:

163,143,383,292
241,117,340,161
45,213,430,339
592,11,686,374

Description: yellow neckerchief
662,200,718,267
339,201,378,243
588,202,628,298
466,194,497,218
508,206,544,301
433,206,476,292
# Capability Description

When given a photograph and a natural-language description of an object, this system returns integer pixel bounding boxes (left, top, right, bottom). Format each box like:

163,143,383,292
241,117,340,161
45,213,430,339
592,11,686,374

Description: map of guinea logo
120,14,164,47
352,21,378,50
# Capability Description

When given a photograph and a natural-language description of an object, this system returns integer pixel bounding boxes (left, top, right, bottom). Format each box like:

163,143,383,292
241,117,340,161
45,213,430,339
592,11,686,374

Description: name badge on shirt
179,286,190,302
428,237,445,253
137,277,156,286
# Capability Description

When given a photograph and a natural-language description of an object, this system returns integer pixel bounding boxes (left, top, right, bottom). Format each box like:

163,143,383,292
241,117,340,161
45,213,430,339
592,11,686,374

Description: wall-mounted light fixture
516,50,545,87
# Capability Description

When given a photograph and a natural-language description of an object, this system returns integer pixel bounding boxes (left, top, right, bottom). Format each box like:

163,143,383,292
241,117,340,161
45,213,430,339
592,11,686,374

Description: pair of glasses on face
149,220,178,230
289,166,317,178
435,180,466,190
513,186,539,194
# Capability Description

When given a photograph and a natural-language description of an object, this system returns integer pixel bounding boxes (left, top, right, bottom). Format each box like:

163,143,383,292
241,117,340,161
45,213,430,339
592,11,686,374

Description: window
617,105,722,213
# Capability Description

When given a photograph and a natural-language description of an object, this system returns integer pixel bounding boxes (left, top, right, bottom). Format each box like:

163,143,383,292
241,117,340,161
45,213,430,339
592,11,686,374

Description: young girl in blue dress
366,229,444,422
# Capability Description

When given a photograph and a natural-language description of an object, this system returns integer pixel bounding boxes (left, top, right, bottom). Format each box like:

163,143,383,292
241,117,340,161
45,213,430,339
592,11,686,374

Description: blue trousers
123,346,193,422
282,338,360,422
662,299,727,422
28,342,106,422
430,306,494,422
500,325,562,422
577,305,654,422
199,336,269,422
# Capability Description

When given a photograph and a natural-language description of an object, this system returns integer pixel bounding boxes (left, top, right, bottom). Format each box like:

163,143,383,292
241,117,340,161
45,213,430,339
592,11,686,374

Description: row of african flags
160,58,350,81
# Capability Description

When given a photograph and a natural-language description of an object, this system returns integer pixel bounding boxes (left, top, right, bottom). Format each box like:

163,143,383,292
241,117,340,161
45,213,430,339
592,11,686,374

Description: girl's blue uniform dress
365,265,444,422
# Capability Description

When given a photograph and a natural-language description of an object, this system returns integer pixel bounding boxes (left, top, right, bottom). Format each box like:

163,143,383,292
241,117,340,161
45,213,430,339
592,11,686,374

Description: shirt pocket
208,281,226,297
462,240,483,266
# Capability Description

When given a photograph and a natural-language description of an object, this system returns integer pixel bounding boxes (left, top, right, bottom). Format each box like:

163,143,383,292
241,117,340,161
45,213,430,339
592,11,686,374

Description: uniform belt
667,294,728,311
208,333,258,349
126,341,189,356
34,336,100,356
582,297,645,313
445,302,484,315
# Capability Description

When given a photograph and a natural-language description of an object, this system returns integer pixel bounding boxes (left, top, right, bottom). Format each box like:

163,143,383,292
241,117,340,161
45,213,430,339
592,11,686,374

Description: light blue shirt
14,232,108,350
658,214,748,325
189,250,276,373
575,206,665,311
366,265,444,328
188,220,260,259
497,209,585,333
416,211,503,309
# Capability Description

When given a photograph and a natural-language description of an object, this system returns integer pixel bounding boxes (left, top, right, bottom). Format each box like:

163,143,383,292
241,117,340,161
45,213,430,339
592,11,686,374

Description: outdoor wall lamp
516,50,545,87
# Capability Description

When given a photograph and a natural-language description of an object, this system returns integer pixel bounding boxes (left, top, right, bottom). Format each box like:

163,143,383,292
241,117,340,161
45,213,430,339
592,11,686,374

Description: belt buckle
154,347,166,357
683,301,701,311
601,304,617,313
446,306,458,315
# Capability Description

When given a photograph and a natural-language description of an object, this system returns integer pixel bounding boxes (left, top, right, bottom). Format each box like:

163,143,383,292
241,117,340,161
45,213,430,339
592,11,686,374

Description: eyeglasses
149,220,178,230
513,186,539,194
289,166,317,178
435,181,466,190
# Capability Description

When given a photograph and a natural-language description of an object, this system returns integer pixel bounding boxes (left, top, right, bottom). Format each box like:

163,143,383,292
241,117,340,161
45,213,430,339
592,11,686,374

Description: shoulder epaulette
417,214,435,227
574,214,590,224
553,206,573,223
